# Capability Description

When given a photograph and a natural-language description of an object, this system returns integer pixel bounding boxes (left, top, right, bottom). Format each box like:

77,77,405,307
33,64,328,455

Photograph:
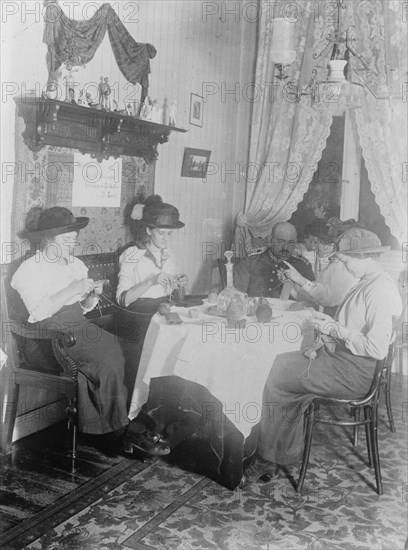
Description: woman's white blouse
11,251,97,323
336,270,402,360
116,245,177,302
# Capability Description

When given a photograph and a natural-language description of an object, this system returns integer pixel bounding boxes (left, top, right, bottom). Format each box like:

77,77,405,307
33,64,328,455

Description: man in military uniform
233,222,315,298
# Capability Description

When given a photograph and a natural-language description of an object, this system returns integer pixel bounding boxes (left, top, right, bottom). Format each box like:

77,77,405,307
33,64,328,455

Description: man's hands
281,261,307,286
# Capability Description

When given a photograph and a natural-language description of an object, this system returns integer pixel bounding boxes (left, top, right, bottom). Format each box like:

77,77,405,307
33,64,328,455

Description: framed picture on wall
189,93,204,127
181,147,211,178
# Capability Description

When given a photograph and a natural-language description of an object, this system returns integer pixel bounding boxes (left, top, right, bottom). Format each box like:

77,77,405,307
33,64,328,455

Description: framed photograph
189,93,203,127
181,147,211,178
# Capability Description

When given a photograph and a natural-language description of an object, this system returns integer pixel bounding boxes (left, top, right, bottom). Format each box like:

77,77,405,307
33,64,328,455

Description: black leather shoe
123,431,170,456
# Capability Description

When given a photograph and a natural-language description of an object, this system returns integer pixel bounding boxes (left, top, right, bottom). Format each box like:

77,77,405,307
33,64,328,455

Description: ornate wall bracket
14,98,186,163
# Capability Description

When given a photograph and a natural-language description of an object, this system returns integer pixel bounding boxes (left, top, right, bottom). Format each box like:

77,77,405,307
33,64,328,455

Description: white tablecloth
128,302,314,438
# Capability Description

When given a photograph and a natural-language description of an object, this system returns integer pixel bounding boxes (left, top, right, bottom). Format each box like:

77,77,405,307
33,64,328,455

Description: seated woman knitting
243,228,402,484
12,206,169,457
115,195,187,421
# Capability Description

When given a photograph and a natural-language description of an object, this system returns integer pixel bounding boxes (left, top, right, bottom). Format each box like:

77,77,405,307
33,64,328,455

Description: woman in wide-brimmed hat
243,228,402,485
11,206,169,457
115,196,187,441
116,195,186,309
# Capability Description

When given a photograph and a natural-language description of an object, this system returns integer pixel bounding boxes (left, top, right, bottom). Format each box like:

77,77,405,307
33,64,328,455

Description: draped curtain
43,1,157,99
235,0,407,254
235,1,335,255
351,0,407,244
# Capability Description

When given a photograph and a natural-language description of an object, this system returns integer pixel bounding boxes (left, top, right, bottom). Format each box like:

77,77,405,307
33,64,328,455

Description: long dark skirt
114,297,168,409
24,303,128,435
257,344,376,465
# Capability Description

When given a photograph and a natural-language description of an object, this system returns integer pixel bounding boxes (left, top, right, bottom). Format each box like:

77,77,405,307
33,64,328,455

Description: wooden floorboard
0,422,125,536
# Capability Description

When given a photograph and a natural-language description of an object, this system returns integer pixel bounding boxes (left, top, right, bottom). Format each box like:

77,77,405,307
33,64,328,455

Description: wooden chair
297,344,395,496
353,309,406,444
1,259,79,473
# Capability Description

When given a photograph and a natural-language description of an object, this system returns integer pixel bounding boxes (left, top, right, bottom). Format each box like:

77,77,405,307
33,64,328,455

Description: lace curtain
235,1,335,255
351,0,407,244
235,0,407,254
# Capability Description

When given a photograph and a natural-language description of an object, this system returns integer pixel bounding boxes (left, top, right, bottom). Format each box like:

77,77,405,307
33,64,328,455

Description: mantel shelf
14,97,187,163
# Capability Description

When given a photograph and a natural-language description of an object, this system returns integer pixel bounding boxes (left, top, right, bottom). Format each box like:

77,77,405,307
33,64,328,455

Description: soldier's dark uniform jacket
233,248,315,298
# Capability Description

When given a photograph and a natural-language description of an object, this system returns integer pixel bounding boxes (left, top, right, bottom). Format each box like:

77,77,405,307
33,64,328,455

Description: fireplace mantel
14,97,187,163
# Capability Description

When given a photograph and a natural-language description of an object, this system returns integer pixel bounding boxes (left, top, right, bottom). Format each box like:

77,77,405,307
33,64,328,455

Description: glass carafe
216,251,247,314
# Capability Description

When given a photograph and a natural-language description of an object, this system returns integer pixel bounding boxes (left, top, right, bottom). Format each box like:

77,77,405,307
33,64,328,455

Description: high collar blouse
116,244,177,302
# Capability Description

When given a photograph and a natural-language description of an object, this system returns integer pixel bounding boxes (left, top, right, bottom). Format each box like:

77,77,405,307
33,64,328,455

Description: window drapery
236,0,407,253
351,0,407,244
43,1,156,99
234,1,335,255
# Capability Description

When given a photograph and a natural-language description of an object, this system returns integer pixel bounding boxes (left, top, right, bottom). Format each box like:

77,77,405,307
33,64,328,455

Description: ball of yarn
158,302,171,315
226,301,244,322
256,304,273,323
207,291,218,304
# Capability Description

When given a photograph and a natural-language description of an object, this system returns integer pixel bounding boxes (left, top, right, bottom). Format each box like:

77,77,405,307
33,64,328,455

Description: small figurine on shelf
43,80,58,100
68,87,76,104
162,97,169,125
98,76,112,110
86,91,100,109
77,88,87,106
63,73,75,103
168,100,177,127
140,96,153,120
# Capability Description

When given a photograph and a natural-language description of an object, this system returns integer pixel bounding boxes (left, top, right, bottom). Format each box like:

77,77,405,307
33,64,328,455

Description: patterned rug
6,377,408,550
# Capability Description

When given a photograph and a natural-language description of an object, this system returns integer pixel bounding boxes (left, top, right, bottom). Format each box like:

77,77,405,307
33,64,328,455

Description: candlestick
270,18,296,66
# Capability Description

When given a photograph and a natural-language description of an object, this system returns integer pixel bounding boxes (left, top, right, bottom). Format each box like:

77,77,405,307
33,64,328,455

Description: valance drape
43,1,156,98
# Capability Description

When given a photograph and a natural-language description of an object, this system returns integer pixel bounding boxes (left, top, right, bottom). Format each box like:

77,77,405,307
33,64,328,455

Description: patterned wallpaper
12,116,154,255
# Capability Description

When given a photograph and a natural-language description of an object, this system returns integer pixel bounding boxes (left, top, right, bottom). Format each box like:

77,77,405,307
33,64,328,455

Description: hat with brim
135,202,185,229
28,207,89,238
336,228,390,255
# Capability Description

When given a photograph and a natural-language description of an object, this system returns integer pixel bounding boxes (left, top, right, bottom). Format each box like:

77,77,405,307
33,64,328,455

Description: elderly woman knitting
244,228,402,484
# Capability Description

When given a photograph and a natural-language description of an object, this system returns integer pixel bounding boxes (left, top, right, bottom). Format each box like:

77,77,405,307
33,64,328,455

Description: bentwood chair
1,259,79,473
297,344,395,496
353,309,406,444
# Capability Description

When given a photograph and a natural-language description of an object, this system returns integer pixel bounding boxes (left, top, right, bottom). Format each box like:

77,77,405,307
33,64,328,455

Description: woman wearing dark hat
115,196,186,424
243,228,403,484
11,206,169,456
284,218,359,314
117,195,186,308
